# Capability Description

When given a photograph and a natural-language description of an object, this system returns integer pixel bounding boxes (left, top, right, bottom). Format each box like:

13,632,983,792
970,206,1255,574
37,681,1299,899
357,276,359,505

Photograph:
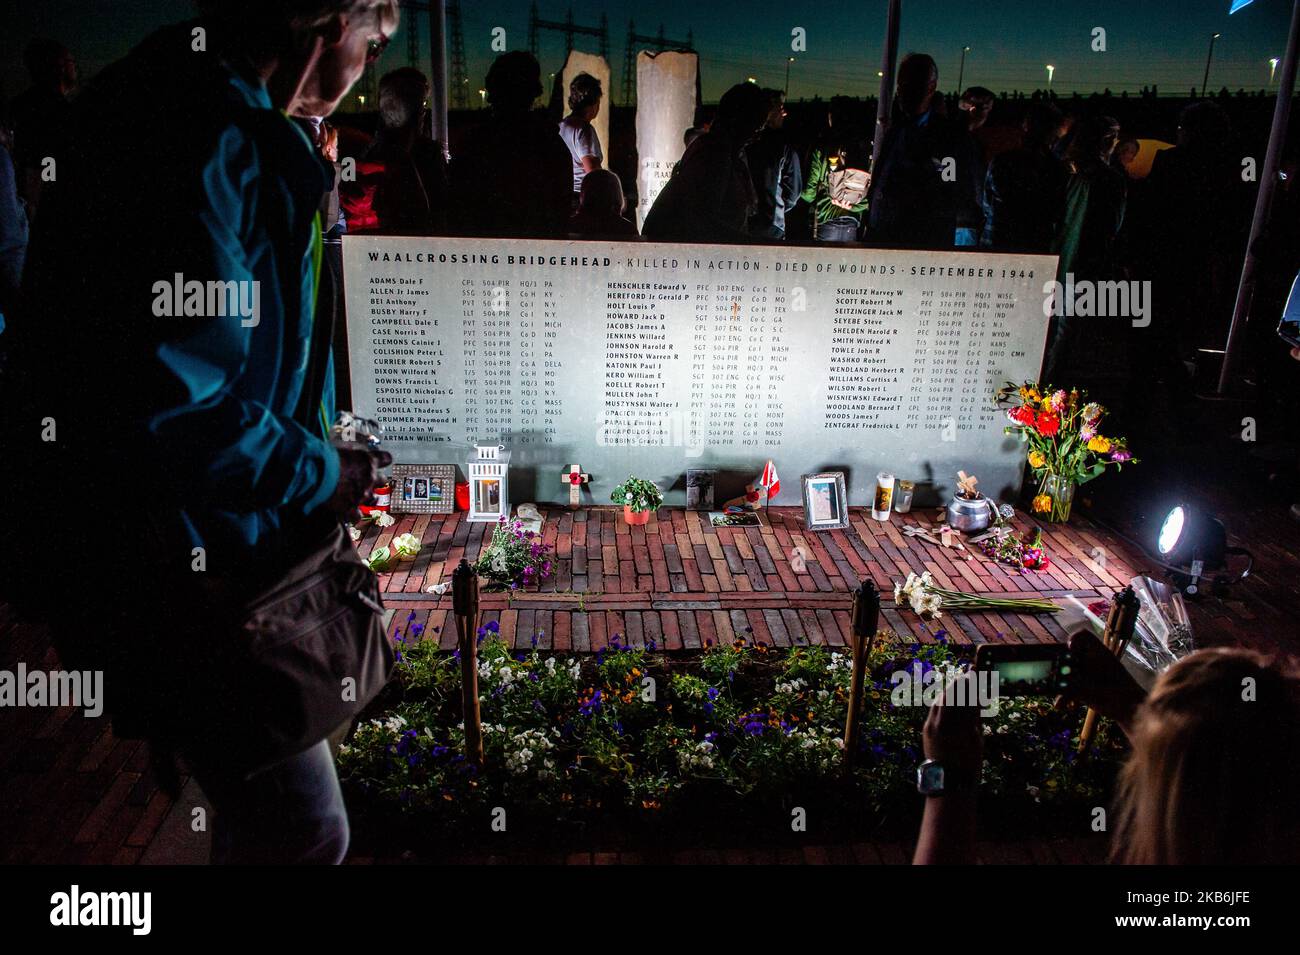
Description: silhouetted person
568,168,638,238
9,38,77,218
0,116,26,336
1043,113,1126,382
448,51,572,237
980,101,1066,252
1136,101,1249,364
745,88,802,240
358,67,447,234
558,72,603,204
866,54,980,248
642,82,769,243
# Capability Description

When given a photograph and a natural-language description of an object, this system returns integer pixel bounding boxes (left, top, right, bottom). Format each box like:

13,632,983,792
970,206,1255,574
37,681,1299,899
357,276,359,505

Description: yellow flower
1087,436,1111,453
1019,385,1041,403
1032,494,1052,513
1027,450,1046,469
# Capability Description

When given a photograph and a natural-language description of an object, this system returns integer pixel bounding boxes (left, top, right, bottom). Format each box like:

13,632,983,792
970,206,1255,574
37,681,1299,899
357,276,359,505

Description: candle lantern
467,444,510,522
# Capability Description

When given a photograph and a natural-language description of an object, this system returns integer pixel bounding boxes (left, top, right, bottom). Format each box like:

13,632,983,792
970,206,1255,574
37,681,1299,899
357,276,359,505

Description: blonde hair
1111,648,1300,864
197,1,399,35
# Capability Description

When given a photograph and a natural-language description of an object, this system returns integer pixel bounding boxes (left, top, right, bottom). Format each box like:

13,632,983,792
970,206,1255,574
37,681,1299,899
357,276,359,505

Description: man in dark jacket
866,54,981,249
746,89,802,240
448,51,572,237
981,101,1066,251
4,0,399,863
642,82,769,243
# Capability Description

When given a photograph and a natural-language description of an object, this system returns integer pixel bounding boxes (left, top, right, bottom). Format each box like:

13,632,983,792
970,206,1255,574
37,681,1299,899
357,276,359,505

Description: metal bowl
946,494,994,533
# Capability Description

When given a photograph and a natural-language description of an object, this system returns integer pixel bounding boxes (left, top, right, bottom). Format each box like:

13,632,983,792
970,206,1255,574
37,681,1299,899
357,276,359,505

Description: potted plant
997,382,1137,523
611,475,663,525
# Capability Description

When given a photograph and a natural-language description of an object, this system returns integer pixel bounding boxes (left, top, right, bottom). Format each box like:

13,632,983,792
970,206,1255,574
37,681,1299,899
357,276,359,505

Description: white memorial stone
343,236,1055,507
635,50,698,229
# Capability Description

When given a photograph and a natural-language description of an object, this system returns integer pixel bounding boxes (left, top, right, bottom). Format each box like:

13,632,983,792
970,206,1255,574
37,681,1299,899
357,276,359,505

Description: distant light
746,76,756,83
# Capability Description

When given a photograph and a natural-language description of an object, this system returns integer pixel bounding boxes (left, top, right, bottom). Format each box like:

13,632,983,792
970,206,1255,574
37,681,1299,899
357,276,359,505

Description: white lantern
468,444,510,522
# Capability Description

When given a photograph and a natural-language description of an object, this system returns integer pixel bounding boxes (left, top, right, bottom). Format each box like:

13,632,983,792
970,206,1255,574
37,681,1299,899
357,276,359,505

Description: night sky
1,0,1293,105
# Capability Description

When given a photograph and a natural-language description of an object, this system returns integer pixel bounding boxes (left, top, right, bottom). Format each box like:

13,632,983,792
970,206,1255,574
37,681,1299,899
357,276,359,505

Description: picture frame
686,469,716,510
801,472,849,531
391,464,456,514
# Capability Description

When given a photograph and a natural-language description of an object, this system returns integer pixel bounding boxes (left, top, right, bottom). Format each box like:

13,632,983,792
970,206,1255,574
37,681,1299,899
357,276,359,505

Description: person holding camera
4,0,400,864
913,635,1300,865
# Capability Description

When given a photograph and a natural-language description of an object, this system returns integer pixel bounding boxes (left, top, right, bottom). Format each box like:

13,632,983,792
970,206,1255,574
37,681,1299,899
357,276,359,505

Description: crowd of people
0,1,1298,867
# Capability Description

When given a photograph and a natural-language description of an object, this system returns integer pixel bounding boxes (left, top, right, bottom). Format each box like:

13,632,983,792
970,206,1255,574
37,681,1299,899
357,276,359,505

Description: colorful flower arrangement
336,615,1125,846
610,475,664,513
996,382,1137,522
982,525,1051,572
894,570,1060,618
473,517,553,587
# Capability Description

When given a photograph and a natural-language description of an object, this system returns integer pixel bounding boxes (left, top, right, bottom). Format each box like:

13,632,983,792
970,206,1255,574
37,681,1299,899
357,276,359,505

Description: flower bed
338,616,1127,849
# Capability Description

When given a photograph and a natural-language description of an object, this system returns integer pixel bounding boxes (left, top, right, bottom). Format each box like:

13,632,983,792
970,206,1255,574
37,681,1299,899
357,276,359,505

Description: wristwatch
916,758,975,797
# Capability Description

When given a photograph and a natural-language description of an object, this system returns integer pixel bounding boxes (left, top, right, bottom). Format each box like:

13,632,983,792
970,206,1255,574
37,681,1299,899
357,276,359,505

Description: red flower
569,473,583,485
1008,406,1035,427
1035,410,1060,437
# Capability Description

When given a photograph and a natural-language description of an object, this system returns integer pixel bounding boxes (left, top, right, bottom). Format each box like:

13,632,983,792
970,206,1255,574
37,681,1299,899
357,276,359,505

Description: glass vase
1035,472,1076,523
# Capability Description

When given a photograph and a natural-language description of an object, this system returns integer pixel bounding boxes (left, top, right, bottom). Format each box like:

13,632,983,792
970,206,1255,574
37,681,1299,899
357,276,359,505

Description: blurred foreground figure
3,0,401,864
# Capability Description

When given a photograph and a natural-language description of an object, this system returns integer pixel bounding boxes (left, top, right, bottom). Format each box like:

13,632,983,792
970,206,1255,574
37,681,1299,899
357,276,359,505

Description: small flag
759,460,780,499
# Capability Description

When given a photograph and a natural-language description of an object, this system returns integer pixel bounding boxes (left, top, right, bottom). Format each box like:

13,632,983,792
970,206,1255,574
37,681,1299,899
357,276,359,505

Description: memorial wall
342,236,1055,506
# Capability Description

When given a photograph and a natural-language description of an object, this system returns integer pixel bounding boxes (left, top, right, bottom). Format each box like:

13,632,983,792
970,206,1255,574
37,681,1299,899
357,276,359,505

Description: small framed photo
391,464,456,514
686,469,716,510
801,472,848,531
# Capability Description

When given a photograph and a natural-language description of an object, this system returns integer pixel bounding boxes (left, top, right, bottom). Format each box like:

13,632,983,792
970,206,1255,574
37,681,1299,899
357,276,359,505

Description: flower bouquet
474,517,553,588
894,571,1060,620
611,475,664,526
981,525,1051,572
996,382,1137,523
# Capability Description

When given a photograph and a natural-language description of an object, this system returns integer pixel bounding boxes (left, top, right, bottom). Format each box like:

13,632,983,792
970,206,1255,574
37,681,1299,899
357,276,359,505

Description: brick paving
0,502,1283,864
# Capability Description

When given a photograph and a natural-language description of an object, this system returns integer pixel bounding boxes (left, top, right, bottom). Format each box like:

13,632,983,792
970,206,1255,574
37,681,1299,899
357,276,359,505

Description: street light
746,76,757,84
1046,64,1054,91
958,46,970,94
785,56,794,95
1270,56,1280,85
1202,32,1221,97
478,88,487,108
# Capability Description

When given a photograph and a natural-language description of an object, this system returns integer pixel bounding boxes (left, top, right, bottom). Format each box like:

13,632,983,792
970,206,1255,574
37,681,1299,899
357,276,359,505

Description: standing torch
1077,584,1140,754
452,558,484,766
843,579,881,769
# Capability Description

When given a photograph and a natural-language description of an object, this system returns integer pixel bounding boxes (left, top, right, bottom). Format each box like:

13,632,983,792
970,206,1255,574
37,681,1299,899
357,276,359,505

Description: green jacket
800,148,870,224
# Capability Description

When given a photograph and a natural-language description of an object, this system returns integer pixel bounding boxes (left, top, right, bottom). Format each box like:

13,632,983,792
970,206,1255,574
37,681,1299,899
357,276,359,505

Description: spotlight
1154,504,1251,595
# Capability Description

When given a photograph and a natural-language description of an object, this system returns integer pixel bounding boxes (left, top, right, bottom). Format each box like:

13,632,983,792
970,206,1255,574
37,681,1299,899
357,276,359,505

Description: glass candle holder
893,480,915,514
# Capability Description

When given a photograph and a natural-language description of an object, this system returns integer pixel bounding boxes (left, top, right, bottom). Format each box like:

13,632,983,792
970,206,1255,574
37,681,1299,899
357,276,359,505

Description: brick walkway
367,505,1140,651
0,502,1270,864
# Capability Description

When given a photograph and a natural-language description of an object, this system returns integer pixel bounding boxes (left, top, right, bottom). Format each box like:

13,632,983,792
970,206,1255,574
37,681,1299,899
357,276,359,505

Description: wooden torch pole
843,579,881,768
1077,584,1140,754
452,557,484,766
